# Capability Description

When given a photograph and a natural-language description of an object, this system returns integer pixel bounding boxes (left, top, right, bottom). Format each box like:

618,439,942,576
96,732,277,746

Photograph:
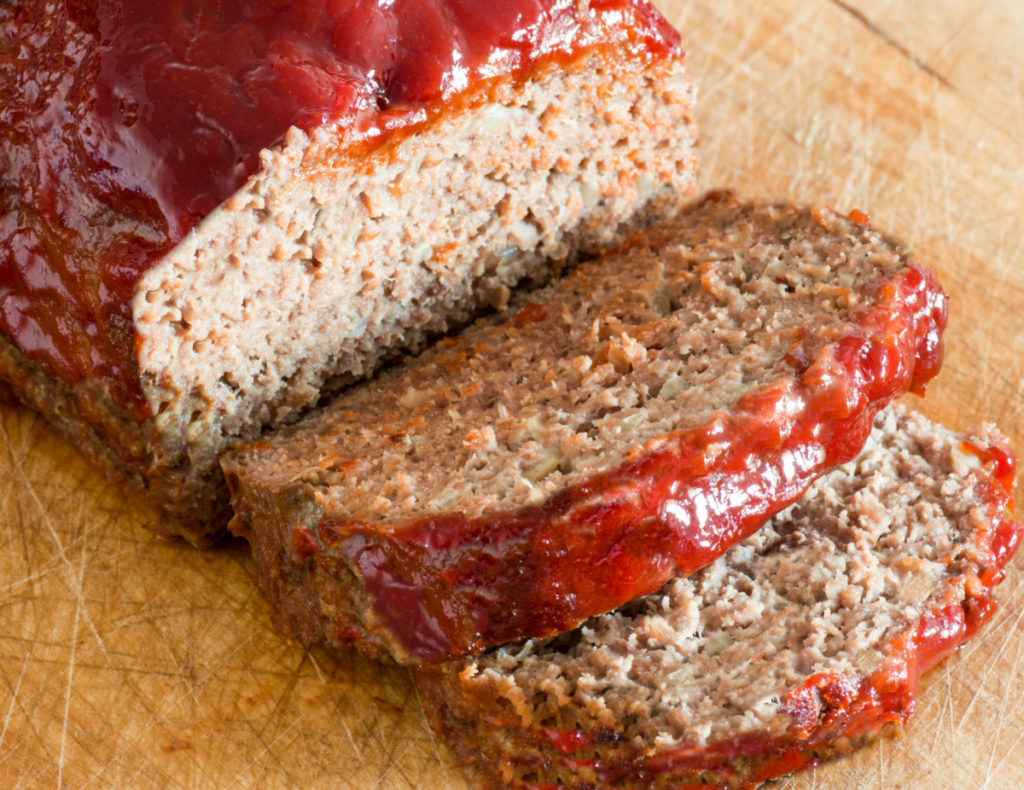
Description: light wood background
2,1,1023,787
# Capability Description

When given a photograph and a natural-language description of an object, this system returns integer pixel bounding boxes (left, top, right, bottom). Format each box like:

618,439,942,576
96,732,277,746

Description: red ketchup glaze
0,0,679,417
542,727,595,756
461,445,1020,790
962,438,1018,508
317,262,950,663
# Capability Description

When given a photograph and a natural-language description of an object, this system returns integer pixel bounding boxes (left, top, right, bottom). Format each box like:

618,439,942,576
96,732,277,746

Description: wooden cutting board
2,1,1023,787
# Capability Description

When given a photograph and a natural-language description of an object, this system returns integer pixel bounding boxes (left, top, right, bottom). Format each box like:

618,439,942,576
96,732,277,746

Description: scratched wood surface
2,1,1024,788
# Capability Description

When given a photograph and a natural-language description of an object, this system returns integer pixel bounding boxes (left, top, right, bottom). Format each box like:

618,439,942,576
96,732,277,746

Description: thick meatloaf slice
416,406,1021,790
222,192,949,664
0,0,696,544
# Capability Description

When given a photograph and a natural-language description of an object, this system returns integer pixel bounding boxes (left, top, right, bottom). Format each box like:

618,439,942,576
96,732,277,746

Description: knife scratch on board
0,645,33,751
0,417,113,658
826,0,954,89
58,549,86,789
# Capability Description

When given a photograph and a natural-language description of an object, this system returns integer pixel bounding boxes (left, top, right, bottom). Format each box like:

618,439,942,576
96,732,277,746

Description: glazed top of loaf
0,0,679,415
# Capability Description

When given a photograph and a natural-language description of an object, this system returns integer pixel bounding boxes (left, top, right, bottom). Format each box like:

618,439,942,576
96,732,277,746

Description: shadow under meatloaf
222,192,949,665
0,0,696,544
415,406,1021,790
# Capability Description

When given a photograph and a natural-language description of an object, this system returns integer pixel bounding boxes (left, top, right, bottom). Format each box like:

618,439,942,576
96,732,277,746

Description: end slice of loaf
415,406,1021,789
222,192,949,664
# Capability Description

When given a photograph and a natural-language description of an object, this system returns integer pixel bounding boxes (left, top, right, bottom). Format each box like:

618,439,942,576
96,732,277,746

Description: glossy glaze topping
0,0,679,414
314,262,948,662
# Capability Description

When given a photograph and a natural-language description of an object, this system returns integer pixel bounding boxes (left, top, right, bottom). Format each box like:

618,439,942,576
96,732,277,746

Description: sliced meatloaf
416,406,1021,790
222,192,949,664
0,0,697,543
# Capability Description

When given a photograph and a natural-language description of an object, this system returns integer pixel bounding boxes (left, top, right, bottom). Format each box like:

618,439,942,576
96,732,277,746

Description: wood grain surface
2,1,1023,787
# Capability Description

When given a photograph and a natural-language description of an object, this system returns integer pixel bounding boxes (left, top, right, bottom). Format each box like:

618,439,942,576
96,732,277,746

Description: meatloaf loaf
222,192,949,664
0,0,697,543
416,406,1021,790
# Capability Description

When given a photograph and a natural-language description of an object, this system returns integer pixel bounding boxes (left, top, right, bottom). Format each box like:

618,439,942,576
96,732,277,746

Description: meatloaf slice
416,406,1021,790
222,192,949,664
0,0,696,543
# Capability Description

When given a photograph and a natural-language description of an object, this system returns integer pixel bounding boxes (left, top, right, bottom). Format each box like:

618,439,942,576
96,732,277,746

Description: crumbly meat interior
428,406,1007,784
132,49,697,506
235,197,910,521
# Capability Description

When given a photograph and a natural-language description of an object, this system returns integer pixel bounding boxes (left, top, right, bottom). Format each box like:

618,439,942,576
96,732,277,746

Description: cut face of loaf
222,193,949,664
415,406,1021,790
0,2,696,543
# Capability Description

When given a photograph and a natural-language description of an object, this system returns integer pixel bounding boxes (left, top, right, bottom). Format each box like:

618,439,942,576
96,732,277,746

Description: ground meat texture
415,406,1020,790
0,0,696,543
222,193,949,664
